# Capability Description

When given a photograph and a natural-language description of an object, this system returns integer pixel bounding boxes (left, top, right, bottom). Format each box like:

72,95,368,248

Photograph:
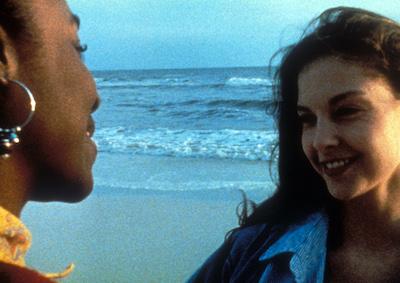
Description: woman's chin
326,184,368,202
30,177,94,203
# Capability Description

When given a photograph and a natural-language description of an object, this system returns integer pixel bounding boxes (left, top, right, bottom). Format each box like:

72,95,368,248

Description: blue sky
68,0,400,70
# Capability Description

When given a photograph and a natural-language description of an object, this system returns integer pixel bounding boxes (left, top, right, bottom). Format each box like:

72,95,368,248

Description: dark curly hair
239,7,400,231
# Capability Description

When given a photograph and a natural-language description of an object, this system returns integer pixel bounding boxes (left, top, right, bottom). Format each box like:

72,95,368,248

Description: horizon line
90,65,269,72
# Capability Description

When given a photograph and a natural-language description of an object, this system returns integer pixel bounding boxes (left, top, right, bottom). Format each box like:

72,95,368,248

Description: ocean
92,67,277,197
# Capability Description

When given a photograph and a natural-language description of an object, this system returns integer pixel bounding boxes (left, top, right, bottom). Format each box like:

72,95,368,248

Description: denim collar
259,211,329,283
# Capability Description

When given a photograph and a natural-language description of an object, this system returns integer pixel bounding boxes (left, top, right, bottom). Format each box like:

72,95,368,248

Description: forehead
297,57,387,106
27,0,77,32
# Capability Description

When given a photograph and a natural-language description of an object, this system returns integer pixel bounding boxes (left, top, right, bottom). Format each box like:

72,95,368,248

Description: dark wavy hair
239,7,400,230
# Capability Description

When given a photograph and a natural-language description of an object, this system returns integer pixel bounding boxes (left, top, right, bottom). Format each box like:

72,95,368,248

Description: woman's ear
0,28,28,129
0,26,18,81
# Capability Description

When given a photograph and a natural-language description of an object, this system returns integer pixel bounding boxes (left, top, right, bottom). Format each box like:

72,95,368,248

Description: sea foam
225,77,272,87
94,74,273,89
94,127,276,161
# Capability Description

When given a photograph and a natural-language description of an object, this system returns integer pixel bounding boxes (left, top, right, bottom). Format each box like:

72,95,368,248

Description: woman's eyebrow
296,90,364,112
70,13,81,29
328,90,364,107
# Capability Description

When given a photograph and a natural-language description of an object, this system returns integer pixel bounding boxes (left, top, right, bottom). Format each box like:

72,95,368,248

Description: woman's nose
312,119,339,151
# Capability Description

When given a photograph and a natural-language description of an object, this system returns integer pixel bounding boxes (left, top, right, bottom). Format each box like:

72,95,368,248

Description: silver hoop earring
0,80,36,159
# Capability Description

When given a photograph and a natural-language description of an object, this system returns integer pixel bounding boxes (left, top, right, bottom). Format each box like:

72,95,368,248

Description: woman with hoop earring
0,1,99,281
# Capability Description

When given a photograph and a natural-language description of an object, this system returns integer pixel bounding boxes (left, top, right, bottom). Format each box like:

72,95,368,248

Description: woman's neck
327,189,400,283
341,186,400,249
0,154,31,217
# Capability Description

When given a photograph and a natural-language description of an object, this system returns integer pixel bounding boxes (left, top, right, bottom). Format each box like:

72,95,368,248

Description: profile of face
7,0,99,202
297,56,400,201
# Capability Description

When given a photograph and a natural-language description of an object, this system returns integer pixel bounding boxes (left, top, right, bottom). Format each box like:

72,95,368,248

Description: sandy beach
20,153,274,282
22,189,246,282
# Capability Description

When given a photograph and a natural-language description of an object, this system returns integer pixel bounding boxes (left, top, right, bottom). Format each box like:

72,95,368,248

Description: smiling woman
0,0,99,282
188,7,400,283
298,57,400,202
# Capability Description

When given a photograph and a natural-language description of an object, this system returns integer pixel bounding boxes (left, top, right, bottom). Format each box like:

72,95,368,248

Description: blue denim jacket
187,211,328,283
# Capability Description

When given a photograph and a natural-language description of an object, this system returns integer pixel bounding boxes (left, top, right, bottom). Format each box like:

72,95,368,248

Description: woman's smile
319,156,358,177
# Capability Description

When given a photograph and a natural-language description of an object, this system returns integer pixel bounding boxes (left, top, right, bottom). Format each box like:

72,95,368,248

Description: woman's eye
333,107,360,118
74,42,88,57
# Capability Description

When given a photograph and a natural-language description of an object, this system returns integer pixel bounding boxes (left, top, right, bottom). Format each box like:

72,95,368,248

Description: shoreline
22,152,274,282
93,153,274,200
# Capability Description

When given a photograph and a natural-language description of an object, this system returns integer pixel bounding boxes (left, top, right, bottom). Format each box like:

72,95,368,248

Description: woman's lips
319,156,358,177
86,117,95,138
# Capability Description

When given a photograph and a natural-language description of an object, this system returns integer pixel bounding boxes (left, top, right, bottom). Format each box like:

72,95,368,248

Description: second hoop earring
0,80,36,159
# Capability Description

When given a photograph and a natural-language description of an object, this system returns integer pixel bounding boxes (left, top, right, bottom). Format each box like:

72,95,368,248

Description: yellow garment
0,206,31,267
0,206,74,280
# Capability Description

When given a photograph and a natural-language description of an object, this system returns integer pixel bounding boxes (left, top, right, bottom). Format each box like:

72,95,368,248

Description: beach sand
23,190,243,282
21,154,273,282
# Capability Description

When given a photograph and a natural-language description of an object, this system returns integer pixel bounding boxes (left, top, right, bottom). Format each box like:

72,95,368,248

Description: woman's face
13,0,99,201
297,56,400,201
